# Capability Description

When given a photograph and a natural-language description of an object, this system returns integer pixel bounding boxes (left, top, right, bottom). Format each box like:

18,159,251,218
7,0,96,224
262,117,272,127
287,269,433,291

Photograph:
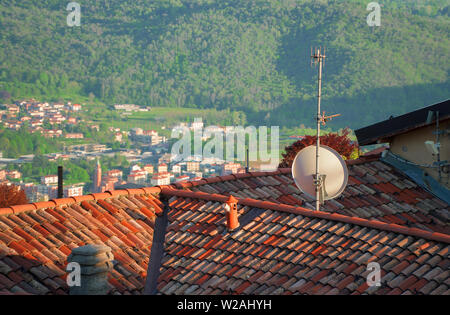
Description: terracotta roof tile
0,191,160,294
2,154,449,295
155,184,449,296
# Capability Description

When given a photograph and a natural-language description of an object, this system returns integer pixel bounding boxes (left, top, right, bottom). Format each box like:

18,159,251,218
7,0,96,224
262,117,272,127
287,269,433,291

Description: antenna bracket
312,174,328,205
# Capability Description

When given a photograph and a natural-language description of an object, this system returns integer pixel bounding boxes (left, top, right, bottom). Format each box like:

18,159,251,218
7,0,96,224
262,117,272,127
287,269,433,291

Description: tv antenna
293,46,344,211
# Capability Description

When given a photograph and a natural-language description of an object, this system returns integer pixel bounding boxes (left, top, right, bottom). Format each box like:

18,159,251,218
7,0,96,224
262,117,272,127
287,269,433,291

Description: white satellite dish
291,145,348,203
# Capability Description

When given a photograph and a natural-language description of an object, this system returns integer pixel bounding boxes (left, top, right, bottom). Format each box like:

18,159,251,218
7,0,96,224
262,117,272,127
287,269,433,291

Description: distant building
127,171,147,186
6,104,19,114
143,164,154,175
158,153,173,164
7,170,21,179
71,104,82,111
0,169,6,181
151,172,170,186
114,104,141,112
100,176,117,192
191,120,204,130
41,175,58,185
221,162,242,175
130,165,142,172
53,103,65,110
42,129,62,138
176,175,190,182
18,183,38,202
143,130,158,136
130,128,143,136
67,117,77,124
65,133,84,139
114,132,123,142
64,185,83,197
130,128,164,145
38,185,58,200
107,170,123,181
158,163,168,173
186,161,200,172
172,164,181,174
193,171,203,179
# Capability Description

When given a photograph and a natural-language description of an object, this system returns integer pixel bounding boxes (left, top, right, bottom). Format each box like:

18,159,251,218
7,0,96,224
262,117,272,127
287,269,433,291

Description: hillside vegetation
0,0,448,128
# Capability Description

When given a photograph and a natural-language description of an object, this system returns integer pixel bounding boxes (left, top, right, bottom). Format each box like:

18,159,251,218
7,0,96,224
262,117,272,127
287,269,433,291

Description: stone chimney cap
71,244,112,256
67,244,114,295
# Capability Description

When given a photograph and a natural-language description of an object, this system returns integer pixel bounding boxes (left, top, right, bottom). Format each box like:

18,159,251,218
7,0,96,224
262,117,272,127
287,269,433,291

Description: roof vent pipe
224,195,239,231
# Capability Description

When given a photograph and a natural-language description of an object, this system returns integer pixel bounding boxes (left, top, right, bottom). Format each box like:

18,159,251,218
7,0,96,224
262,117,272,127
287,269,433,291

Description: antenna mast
311,47,325,211
310,47,342,210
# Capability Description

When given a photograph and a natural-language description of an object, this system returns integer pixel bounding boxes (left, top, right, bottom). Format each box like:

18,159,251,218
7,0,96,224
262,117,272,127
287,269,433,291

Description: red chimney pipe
225,195,239,231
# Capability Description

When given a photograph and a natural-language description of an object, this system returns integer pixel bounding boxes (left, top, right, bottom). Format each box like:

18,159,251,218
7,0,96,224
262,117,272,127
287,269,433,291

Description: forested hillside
0,0,448,128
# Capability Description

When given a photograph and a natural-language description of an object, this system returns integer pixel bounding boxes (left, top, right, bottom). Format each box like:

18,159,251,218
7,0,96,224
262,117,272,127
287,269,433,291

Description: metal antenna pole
311,47,326,211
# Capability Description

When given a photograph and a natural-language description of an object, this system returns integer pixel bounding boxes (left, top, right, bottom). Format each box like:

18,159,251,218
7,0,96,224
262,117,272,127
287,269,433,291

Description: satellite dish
291,145,348,202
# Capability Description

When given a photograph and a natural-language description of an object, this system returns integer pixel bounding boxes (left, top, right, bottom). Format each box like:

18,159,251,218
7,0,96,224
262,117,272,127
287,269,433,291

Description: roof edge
355,99,450,146
0,186,164,216
0,167,351,216
161,187,450,244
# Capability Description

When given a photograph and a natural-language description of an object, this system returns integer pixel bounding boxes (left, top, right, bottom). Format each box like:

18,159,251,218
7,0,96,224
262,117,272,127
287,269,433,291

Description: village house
41,175,58,185
151,172,171,186
107,169,123,180
158,163,168,173
221,162,243,175
186,161,200,172
6,170,21,179
143,164,154,175
65,133,84,139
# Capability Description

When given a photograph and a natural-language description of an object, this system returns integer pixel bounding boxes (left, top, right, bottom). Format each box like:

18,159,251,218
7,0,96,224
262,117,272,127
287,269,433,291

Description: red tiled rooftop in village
0,152,448,295
155,191,449,295
0,190,163,295
186,153,449,234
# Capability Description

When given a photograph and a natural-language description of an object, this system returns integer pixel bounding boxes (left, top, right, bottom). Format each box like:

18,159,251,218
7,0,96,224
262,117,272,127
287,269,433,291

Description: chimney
57,166,63,198
224,195,239,231
67,244,114,295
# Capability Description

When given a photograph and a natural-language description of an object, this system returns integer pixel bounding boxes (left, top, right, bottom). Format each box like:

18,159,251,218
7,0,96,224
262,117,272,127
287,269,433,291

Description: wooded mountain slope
0,0,448,128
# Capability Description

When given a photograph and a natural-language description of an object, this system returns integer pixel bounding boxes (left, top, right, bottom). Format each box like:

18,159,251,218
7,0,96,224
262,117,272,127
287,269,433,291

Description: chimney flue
57,166,63,198
225,195,239,231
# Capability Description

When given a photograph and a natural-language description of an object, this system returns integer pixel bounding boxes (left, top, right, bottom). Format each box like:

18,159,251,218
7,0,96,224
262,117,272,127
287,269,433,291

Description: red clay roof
0,190,162,295
0,153,449,295
187,155,449,234
156,193,449,295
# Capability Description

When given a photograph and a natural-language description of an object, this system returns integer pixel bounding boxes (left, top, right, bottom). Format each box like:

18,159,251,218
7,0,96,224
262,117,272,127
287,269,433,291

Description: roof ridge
170,169,292,189
171,157,382,189
0,161,379,216
0,187,163,216
160,187,450,244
